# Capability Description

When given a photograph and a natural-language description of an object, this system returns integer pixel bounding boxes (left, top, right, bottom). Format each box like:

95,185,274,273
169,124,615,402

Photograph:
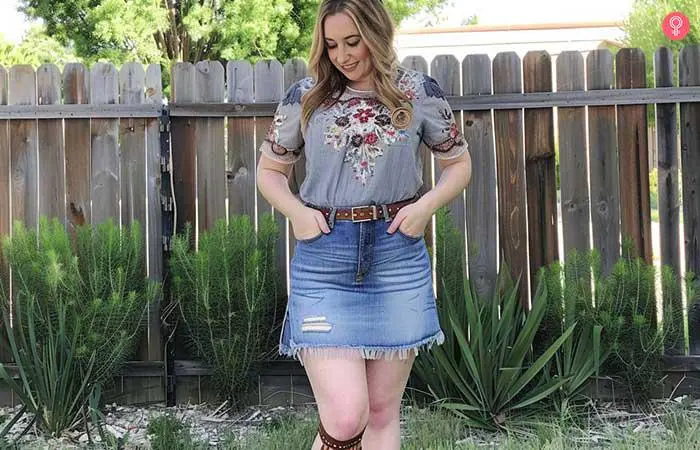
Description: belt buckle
351,205,377,222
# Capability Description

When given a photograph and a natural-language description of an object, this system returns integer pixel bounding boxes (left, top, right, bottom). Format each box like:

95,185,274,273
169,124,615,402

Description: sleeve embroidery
264,139,301,158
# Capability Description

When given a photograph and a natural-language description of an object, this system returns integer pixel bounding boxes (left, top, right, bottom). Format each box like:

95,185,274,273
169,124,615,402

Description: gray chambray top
259,67,468,208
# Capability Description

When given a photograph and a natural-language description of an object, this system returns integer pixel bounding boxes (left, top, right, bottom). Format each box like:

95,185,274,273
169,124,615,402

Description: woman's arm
387,151,472,236
256,155,330,238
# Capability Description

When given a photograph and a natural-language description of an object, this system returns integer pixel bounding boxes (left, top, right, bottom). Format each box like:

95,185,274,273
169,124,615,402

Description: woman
256,0,472,448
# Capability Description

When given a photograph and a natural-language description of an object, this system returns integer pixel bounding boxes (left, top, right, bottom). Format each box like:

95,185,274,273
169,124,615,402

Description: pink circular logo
662,12,690,40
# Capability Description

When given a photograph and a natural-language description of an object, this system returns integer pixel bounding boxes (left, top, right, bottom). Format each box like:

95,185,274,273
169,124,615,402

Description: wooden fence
0,45,700,405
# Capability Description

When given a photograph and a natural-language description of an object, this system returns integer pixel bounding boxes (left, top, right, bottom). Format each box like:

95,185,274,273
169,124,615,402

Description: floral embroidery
423,75,446,99
282,77,314,106
269,113,286,142
429,109,466,154
265,113,299,158
324,97,409,185
396,69,447,100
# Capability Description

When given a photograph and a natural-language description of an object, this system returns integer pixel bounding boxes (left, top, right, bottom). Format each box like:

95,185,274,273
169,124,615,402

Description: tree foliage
0,26,77,68
622,0,698,86
19,0,449,67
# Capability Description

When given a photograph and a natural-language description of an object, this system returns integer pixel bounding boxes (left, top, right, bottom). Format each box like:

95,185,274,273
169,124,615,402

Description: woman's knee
367,395,400,429
320,401,369,440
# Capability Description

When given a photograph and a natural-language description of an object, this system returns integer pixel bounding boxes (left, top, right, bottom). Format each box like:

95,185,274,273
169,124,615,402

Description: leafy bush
541,245,685,402
0,217,157,440
1,218,158,384
169,214,281,406
593,245,671,400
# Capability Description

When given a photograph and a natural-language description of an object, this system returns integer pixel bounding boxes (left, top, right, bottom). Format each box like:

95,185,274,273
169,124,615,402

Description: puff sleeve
419,75,468,160
259,77,313,164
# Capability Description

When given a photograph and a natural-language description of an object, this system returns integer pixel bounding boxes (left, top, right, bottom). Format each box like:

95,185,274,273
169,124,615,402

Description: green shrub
541,244,685,402
170,214,281,406
0,217,157,440
0,217,157,384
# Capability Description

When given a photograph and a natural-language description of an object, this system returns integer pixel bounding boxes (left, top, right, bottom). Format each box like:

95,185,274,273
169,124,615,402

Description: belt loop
381,204,391,222
327,207,337,229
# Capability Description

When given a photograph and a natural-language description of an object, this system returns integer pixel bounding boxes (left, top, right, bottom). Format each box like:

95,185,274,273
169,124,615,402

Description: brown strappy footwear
318,421,365,449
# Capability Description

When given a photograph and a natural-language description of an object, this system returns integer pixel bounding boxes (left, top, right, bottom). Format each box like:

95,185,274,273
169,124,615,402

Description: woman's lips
342,62,359,72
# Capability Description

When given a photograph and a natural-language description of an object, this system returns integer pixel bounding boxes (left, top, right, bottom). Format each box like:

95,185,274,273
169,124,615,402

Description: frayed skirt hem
279,330,445,366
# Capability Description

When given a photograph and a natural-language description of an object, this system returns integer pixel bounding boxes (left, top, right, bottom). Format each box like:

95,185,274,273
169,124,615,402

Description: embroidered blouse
259,67,468,208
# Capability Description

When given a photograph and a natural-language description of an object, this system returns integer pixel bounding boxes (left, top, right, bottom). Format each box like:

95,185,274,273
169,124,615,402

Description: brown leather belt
311,197,417,223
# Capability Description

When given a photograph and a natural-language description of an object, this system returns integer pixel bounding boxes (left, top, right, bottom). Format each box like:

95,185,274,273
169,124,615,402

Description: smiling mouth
341,62,359,71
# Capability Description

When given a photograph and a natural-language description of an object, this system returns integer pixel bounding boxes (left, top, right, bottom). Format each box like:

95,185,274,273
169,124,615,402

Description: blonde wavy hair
301,0,409,128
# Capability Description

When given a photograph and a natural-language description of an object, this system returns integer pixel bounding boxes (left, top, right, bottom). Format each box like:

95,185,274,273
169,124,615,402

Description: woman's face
323,12,373,90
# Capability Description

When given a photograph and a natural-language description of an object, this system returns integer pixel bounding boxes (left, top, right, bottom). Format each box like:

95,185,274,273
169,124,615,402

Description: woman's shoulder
395,67,447,104
281,77,316,106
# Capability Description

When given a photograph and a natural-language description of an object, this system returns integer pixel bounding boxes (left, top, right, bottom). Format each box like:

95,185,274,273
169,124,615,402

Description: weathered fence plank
37,64,65,223
64,63,91,230
171,63,197,240
655,47,684,355
10,65,38,231
463,54,497,301
616,49,653,263
118,63,162,403
523,50,558,292
254,60,286,291
493,52,529,305
587,49,621,276
170,63,198,374
0,66,10,365
195,61,226,233
680,46,700,354
145,64,164,364
557,51,591,259
90,63,120,225
119,63,147,237
227,61,256,218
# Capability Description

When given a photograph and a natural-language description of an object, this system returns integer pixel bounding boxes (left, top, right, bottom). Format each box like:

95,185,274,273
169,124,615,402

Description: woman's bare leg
302,351,369,449
362,354,415,450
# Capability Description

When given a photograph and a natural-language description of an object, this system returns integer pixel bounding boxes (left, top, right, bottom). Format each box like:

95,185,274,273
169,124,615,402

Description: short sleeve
419,75,468,160
259,78,313,164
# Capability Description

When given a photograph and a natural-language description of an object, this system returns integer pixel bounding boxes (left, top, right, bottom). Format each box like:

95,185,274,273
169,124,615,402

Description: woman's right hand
290,205,331,241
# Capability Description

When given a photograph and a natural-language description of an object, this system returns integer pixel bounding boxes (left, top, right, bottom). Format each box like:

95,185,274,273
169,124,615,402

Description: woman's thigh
302,353,370,433
366,355,415,417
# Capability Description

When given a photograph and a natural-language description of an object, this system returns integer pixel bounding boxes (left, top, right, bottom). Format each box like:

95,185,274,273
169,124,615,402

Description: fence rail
0,45,699,405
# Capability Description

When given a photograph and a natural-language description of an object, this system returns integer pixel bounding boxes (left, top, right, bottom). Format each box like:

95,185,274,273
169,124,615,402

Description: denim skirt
279,218,444,363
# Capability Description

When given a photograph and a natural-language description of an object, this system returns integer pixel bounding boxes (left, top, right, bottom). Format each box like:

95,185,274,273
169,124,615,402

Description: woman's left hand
386,202,433,238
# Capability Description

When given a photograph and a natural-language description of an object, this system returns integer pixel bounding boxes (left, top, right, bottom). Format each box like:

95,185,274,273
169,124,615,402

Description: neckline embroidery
323,97,409,186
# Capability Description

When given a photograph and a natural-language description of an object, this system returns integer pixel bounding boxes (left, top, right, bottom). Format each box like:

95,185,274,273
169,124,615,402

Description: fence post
680,46,700,354
159,105,176,406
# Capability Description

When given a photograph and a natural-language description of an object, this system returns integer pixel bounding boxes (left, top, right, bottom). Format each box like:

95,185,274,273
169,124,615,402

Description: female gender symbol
663,12,690,40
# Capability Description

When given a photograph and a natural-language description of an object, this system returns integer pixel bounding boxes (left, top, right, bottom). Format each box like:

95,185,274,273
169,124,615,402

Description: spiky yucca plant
414,208,575,429
170,214,281,406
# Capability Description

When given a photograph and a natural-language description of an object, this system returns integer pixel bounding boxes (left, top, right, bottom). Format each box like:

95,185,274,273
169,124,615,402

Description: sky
0,0,637,44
